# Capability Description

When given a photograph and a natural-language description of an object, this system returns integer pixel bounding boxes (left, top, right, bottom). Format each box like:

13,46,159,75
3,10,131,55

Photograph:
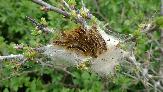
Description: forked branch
32,0,93,28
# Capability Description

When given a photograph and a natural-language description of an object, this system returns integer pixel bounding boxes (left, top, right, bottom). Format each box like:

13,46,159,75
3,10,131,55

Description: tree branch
31,0,93,29
0,54,24,62
26,16,54,33
32,0,70,17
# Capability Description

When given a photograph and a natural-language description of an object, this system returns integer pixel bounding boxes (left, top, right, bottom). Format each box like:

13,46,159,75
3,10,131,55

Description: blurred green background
0,0,160,92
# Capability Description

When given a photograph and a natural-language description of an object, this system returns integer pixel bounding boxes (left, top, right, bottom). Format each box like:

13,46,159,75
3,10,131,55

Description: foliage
0,0,161,92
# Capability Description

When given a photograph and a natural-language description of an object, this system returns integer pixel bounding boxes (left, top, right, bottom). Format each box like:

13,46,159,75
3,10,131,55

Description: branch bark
0,54,24,62
32,0,70,17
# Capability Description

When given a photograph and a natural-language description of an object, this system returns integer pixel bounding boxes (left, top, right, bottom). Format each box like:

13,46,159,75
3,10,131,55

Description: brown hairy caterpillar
53,26,107,58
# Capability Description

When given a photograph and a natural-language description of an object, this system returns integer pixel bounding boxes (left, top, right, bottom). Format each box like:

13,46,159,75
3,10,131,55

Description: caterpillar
53,26,107,58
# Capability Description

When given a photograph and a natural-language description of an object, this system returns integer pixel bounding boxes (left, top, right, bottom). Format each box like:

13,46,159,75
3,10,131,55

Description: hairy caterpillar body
53,26,107,58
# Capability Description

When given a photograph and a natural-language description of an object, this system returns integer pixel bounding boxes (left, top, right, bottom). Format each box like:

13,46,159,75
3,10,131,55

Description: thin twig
32,0,70,17
61,0,72,11
26,16,53,33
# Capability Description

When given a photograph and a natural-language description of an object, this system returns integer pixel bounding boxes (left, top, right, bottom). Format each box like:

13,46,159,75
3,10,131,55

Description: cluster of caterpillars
53,26,107,58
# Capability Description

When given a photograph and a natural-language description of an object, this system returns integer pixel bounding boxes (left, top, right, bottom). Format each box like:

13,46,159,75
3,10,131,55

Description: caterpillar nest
43,25,127,76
